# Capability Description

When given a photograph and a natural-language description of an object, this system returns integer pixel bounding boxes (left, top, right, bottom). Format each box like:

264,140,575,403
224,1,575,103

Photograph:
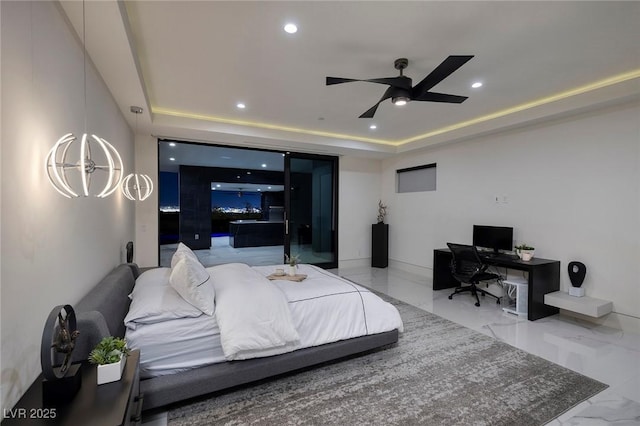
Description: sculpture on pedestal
568,261,586,297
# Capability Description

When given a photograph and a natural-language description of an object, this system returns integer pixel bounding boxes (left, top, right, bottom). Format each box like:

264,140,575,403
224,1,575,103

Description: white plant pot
288,265,297,276
97,356,126,385
520,250,535,261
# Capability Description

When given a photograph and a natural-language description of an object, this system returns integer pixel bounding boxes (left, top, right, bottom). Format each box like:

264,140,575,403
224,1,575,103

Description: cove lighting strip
399,69,640,145
153,69,640,147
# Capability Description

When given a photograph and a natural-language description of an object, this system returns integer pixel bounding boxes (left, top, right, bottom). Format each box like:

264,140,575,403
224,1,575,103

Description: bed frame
72,263,399,411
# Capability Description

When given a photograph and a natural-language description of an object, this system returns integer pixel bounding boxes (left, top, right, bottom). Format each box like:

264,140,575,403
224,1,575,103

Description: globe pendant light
121,106,154,201
45,0,123,198
46,133,123,198
122,173,153,201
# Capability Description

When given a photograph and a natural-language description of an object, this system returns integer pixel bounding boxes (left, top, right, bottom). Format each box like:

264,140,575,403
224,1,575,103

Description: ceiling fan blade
363,77,411,89
359,87,395,118
327,76,409,89
411,55,474,97
412,91,469,103
359,105,379,119
326,77,359,85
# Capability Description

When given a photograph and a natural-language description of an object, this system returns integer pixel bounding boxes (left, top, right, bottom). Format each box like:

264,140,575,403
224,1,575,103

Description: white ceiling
60,1,640,158
159,141,286,172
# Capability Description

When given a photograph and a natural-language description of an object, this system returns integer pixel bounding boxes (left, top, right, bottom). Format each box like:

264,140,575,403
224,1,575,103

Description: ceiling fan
326,55,474,118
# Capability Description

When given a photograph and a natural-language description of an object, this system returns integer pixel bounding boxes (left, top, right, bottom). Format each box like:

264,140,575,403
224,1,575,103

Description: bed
72,251,402,411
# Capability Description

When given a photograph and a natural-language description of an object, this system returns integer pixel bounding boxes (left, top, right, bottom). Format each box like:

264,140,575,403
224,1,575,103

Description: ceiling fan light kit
392,96,409,106
326,55,474,118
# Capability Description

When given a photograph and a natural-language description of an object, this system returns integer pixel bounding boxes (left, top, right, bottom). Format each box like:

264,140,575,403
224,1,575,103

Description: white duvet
252,264,403,347
208,263,300,360
125,263,403,377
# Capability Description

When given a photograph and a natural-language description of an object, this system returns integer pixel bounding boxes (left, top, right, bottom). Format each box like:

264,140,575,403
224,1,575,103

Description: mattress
125,311,226,379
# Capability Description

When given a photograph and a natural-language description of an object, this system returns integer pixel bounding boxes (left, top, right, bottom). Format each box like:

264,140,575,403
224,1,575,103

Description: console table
433,248,560,321
4,350,141,425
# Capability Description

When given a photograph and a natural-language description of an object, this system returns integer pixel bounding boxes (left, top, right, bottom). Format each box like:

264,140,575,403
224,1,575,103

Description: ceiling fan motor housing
394,58,409,71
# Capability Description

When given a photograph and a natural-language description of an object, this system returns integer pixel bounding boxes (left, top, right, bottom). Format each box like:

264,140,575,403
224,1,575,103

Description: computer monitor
473,225,513,253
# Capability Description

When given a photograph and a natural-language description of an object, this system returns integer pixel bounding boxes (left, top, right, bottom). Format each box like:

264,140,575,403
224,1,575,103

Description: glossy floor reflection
335,265,640,426
143,264,640,426
160,237,332,268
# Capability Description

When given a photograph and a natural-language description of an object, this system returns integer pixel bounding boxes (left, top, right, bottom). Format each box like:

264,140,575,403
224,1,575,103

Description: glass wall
158,141,338,269
286,154,338,268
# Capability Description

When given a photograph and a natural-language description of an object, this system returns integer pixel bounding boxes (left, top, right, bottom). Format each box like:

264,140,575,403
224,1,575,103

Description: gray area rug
168,293,607,425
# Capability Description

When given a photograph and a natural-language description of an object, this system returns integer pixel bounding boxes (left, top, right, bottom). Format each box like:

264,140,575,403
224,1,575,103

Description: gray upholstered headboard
71,263,139,362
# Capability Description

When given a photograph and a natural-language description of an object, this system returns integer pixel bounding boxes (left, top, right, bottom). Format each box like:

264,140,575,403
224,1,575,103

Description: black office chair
447,243,502,307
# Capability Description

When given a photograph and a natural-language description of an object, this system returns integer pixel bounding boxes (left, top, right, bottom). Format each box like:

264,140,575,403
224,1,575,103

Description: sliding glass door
157,140,338,269
285,153,338,269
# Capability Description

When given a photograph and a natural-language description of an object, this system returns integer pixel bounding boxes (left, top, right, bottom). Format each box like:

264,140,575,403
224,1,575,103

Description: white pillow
170,256,215,315
125,267,203,330
170,242,199,269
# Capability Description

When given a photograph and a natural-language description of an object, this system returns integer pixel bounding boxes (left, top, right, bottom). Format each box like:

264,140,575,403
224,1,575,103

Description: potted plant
515,244,535,261
285,253,300,276
88,336,130,384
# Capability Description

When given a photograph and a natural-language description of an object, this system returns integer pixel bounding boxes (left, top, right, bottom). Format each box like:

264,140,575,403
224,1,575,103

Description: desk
433,249,560,321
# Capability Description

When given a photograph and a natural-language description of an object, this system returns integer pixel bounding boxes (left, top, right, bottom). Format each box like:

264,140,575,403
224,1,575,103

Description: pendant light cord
83,0,87,134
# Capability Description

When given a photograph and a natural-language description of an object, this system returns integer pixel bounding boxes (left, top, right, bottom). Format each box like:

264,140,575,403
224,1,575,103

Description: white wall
381,101,640,328
134,133,159,268
1,1,135,412
338,156,382,267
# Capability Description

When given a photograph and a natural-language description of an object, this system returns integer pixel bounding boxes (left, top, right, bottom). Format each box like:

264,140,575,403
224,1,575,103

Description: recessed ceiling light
236,103,246,109
369,124,377,130
471,82,483,89
216,184,221,188
169,142,176,147
169,157,175,161
261,163,267,168
257,189,262,192
268,186,272,190
284,23,297,34
246,171,251,175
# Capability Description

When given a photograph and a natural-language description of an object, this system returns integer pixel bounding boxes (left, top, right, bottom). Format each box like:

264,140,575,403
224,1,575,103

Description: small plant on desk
515,244,535,261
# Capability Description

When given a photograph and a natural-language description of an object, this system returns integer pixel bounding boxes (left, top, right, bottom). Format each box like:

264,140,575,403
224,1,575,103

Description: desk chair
447,243,502,307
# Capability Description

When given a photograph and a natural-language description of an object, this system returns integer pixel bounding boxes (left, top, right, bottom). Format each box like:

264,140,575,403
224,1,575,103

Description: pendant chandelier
121,106,154,201
45,0,123,198
122,173,154,201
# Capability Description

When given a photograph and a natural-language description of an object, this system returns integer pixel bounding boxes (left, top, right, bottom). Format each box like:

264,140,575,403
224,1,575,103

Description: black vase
568,261,586,288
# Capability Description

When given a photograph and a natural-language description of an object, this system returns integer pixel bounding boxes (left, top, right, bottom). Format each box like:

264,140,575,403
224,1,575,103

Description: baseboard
388,259,433,281
339,258,433,282
559,309,640,334
338,258,372,270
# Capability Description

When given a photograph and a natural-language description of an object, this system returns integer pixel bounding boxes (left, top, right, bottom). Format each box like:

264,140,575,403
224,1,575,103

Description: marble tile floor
143,264,640,426
160,236,333,268
160,237,283,268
